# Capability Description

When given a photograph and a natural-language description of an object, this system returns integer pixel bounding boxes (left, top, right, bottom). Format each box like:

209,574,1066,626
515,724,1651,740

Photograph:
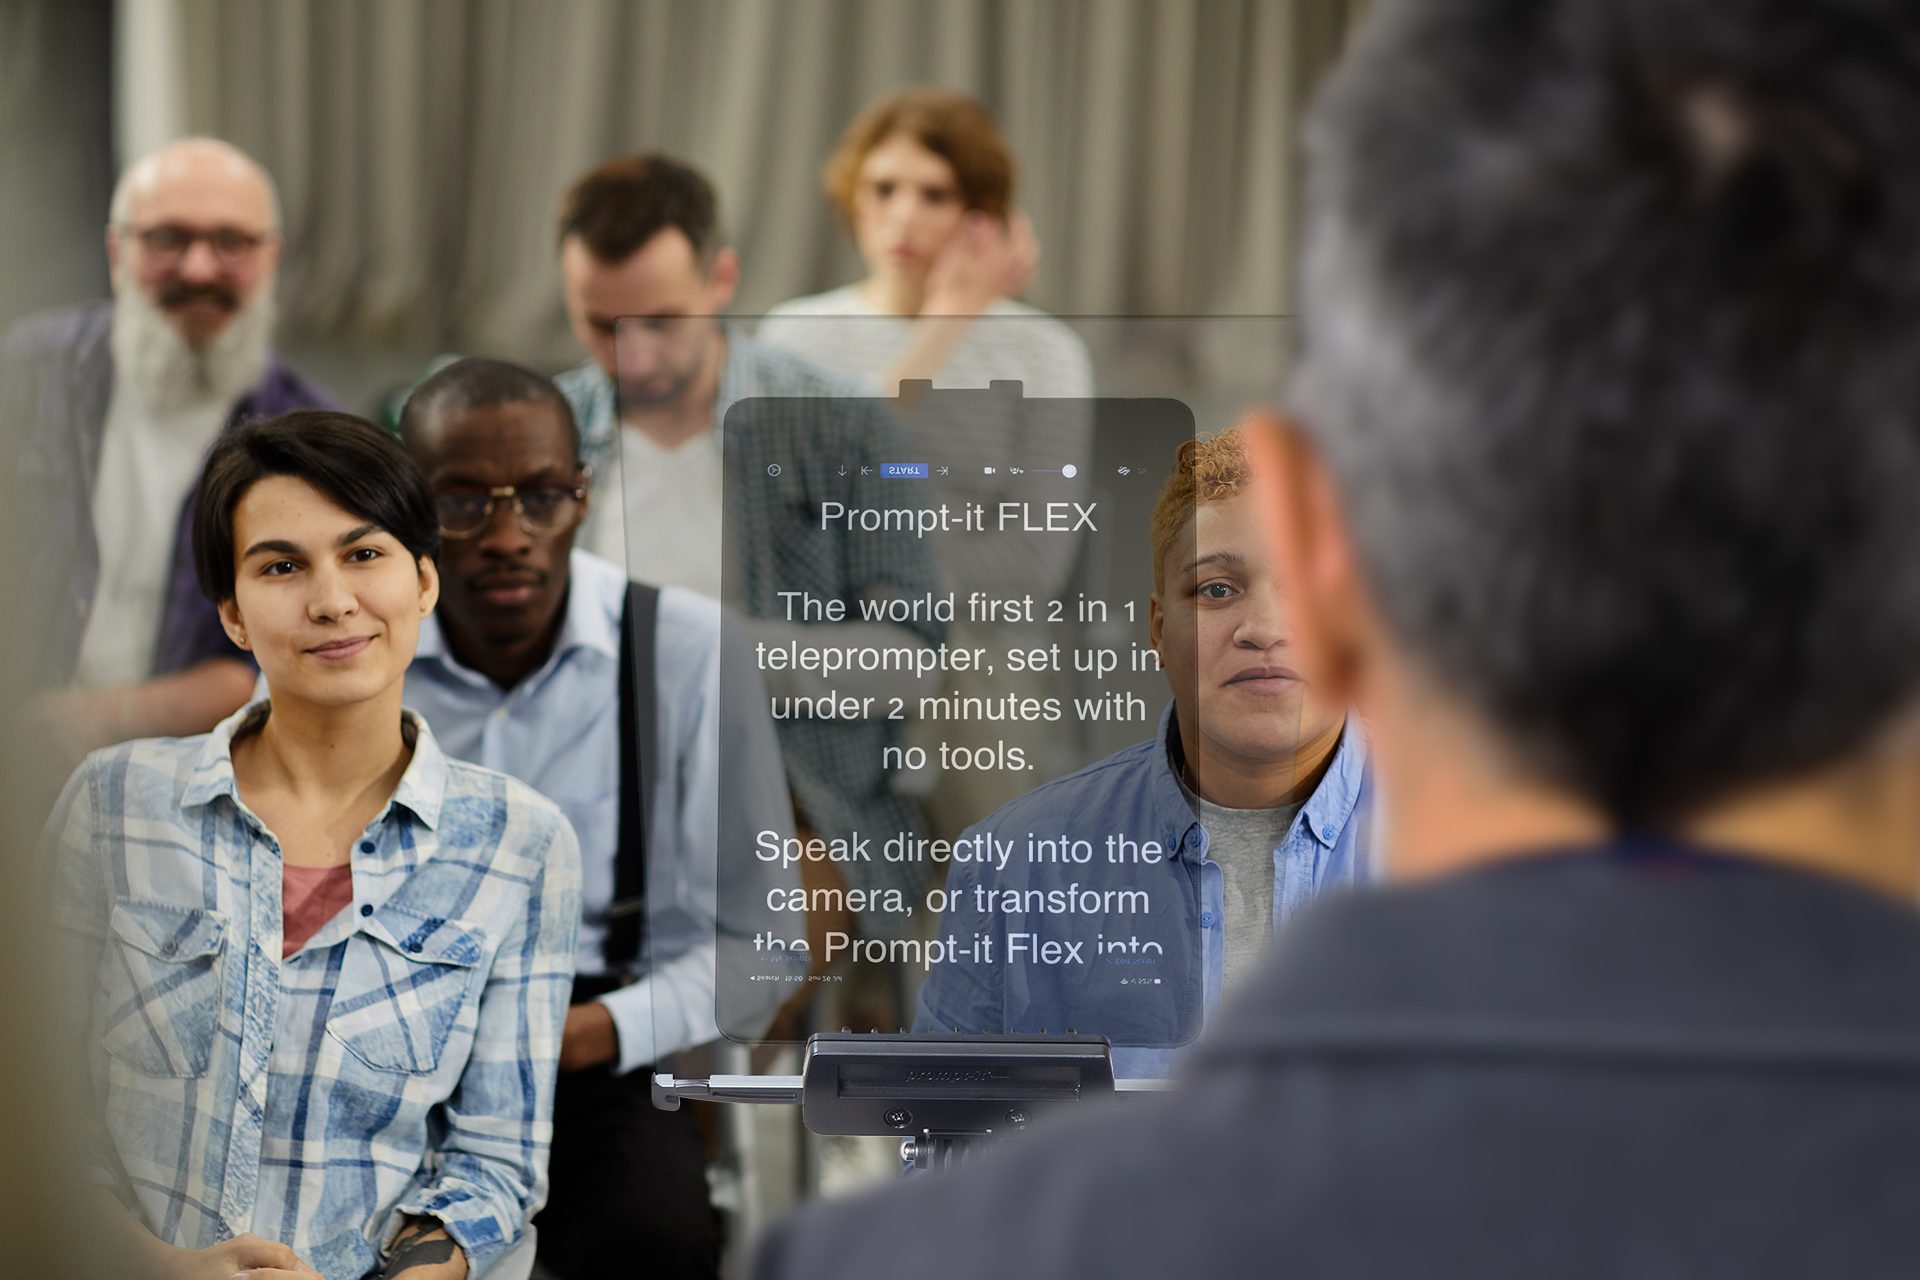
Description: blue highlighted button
881,462,929,478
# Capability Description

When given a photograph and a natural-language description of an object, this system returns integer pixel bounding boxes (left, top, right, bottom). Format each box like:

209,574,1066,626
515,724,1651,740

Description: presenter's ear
1244,408,1367,709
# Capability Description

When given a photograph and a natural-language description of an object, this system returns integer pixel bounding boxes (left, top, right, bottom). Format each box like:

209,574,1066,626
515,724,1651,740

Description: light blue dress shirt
914,702,1372,1078
404,549,793,1071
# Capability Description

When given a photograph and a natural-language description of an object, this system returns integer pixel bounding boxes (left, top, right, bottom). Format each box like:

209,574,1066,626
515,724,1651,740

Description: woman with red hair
760,87,1094,833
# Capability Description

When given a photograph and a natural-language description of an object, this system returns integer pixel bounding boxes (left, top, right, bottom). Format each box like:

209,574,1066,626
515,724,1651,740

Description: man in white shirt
5,137,332,771
550,154,947,973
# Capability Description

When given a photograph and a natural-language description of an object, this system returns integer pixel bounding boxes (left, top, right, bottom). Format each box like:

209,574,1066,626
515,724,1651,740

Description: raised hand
925,210,1040,315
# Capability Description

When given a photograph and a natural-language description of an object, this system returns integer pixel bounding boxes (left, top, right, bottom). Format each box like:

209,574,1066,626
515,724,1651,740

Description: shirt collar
1149,701,1209,858
1201,843,1920,1064
412,548,621,685
1153,702,1370,855
183,699,449,831
1297,716,1370,848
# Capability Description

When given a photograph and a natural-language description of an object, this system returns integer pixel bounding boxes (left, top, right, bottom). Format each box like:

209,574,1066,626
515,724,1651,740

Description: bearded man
3,137,334,767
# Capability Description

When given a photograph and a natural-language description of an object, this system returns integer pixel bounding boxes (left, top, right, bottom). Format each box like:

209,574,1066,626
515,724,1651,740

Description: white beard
111,280,277,412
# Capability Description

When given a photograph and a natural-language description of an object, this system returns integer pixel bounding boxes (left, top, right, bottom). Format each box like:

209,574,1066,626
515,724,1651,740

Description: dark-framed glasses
435,482,588,538
121,222,272,266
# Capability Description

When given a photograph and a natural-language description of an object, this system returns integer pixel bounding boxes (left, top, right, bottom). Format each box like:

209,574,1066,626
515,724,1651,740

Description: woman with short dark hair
44,411,580,1280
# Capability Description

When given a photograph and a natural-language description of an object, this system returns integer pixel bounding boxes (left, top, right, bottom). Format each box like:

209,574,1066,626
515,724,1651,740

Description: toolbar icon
1009,466,1024,476
982,466,996,475
1117,467,1132,476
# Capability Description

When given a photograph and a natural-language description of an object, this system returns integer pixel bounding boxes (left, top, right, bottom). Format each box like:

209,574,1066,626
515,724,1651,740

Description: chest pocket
326,905,486,1074
100,898,229,1078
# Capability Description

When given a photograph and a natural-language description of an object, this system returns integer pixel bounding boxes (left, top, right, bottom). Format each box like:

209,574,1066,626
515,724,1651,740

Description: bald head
110,137,280,230
108,138,282,349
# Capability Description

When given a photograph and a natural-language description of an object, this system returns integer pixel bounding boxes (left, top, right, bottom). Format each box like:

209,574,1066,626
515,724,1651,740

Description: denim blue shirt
913,702,1371,1077
43,704,581,1279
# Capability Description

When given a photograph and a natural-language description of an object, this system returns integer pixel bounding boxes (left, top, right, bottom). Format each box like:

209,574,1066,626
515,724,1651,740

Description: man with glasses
3,137,332,773
396,357,792,1280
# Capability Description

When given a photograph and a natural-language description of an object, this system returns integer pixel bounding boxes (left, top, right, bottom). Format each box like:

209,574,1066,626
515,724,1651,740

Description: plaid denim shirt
44,703,581,1279
559,335,945,916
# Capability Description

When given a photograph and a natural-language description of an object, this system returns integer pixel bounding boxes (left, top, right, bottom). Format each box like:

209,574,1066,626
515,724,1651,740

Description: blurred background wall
1,0,114,328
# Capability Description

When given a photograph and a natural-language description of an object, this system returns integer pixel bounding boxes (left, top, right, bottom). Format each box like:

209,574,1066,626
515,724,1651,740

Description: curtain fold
165,0,1372,360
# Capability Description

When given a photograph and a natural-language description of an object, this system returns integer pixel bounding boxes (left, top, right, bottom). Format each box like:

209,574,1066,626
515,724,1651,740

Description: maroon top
282,862,353,958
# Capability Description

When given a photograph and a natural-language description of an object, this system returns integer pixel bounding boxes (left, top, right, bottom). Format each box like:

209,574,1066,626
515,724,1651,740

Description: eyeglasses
121,223,272,266
435,482,588,538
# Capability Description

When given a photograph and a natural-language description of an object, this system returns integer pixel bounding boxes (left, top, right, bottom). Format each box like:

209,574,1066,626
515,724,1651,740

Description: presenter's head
557,154,739,411
400,358,587,692
1274,0,1920,885
193,412,439,710
1149,428,1346,804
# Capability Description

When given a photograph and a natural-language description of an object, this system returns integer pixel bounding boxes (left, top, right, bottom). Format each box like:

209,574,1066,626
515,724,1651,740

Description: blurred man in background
758,0,1920,1274
4,137,332,776
553,153,944,978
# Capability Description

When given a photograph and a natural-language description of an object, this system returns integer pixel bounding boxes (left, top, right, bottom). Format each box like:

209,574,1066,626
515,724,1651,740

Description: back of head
1292,0,1920,825
556,153,723,265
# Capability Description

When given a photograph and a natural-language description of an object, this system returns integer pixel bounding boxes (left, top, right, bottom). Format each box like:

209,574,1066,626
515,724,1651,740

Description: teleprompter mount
653,1033,1171,1171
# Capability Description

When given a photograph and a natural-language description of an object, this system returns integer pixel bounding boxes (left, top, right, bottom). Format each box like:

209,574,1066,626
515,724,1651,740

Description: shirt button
360,904,374,917
359,841,375,854
406,941,423,953
1200,912,1217,928
1186,831,1202,848
162,940,178,955
1321,826,1335,841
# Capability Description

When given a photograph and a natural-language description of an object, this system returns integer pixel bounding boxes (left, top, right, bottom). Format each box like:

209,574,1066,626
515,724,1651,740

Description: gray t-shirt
1178,776,1304,996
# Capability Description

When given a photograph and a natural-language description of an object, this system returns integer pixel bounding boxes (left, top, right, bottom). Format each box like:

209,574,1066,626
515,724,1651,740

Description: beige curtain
1,0,113,329
162,0,1371,362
